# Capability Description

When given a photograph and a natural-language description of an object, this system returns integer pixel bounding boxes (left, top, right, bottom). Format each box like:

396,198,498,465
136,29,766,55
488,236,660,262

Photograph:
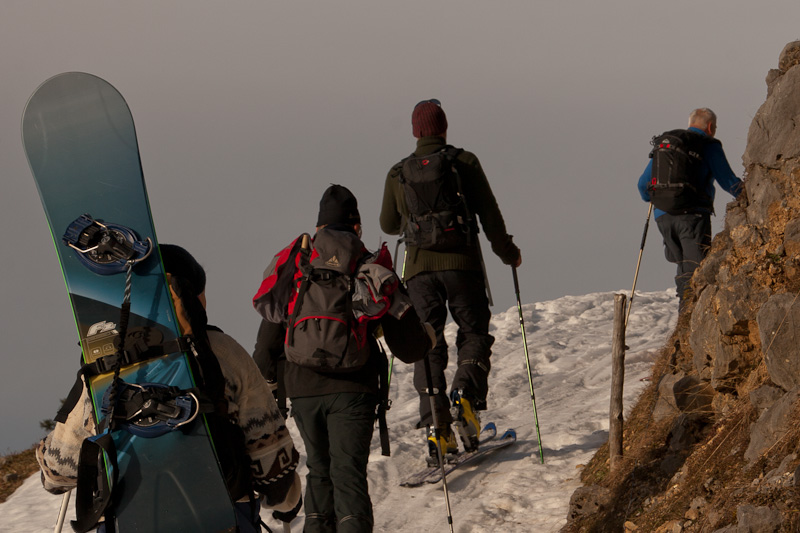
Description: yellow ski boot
426,425,458,466
451,389,481,452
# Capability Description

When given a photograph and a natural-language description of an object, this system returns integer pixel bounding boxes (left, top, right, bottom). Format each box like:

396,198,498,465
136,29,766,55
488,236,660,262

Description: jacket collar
414,136,447,156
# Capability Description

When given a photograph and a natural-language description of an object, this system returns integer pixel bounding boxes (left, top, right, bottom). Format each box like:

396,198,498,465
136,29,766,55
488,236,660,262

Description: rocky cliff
563,41,800,533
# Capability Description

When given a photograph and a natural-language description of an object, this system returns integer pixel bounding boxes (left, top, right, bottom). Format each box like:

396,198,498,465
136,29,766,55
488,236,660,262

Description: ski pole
422,354,455,533
387,348,395,390
54,489,71,533
625,203,653,328
512,266,544,464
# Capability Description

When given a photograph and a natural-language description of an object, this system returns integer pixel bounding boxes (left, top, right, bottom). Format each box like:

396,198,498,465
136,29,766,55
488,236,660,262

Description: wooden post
609,293,626,472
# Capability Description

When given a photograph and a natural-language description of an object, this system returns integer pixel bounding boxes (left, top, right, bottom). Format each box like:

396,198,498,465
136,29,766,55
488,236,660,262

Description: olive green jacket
380,136,519,281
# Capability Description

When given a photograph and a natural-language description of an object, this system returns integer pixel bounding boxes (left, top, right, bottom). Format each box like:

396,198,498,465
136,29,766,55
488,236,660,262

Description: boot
426,425,458,466
450,389,481,452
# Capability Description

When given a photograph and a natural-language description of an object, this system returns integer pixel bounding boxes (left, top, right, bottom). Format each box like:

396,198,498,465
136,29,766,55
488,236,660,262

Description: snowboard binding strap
56,335,195,424
88,335,193,375
63,214,153,275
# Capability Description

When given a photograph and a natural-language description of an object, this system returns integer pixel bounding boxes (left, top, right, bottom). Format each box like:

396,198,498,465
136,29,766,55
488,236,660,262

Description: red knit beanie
412,101,448,138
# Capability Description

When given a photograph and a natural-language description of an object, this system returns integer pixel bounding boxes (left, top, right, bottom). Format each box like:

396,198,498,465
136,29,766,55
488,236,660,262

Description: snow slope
0,290,677,532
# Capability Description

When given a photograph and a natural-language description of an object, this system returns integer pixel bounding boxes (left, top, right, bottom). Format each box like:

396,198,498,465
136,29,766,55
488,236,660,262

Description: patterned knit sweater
36,329,301,511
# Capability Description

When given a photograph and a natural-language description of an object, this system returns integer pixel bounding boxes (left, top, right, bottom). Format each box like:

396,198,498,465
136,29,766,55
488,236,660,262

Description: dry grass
562,325,800,533
0,446,39,503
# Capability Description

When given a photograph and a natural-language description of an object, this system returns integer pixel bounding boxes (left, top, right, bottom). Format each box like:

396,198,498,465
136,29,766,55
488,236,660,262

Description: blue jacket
637,127,743,218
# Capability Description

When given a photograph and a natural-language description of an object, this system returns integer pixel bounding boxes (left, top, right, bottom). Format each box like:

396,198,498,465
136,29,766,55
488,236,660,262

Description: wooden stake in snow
609,293,626,472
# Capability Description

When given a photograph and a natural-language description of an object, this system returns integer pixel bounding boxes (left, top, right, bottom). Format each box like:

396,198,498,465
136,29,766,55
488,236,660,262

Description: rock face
744,41,800,169
564,41,800,533
692,40,800,433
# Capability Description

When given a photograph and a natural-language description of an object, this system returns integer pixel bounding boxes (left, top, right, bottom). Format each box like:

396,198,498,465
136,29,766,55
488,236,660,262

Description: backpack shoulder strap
442,145,464,158
393,152,417,183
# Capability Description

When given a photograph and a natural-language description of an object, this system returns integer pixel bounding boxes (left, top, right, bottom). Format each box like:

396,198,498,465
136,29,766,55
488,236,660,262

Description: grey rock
674,376,715,418
784,218,800,259
757,293,800,391
778,40,800,73
734,504,782,532
566,485,609,522
667,414,709,453
712,337,742,392
711,504,783,532
689,287,719,379
717,274,769,336
749,385,784,413
653,372,686,421
744,64,800,169
745,388,800,463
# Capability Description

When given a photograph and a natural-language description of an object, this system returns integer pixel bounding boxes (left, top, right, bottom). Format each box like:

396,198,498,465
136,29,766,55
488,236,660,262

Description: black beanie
160,244,207,296
316,184,361,227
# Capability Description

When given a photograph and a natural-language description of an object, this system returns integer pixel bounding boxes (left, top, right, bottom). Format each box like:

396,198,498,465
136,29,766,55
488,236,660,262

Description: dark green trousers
291,393,377,533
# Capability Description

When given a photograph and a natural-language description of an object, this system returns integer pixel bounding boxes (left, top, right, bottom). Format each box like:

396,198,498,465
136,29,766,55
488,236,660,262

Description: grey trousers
655,212,712,304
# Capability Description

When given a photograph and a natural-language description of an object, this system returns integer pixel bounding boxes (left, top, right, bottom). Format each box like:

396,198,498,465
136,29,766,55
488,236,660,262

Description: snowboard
22,72,237,532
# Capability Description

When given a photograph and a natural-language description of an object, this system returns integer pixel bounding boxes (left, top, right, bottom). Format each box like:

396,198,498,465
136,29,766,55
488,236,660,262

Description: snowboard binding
63,213,153,275
101,381,200,438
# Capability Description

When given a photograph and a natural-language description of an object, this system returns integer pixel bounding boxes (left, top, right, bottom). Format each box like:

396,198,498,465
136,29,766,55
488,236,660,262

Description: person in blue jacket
637,108,743,309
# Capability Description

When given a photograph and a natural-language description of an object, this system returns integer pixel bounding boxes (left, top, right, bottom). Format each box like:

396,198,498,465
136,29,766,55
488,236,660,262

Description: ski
424,429,516,485
401,427,515,487
400,422,498,487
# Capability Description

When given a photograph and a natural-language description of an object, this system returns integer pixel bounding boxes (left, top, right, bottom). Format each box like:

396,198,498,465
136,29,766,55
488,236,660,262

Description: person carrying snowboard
379,99,522,463
637,108,743,310
252,184,431,533
37,244,302,532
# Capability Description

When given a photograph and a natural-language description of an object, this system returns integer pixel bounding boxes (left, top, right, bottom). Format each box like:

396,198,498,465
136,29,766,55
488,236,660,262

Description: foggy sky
2,1,798,452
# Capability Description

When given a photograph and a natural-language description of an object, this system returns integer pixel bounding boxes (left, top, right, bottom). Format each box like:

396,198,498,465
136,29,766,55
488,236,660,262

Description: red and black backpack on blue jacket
648,129,717,214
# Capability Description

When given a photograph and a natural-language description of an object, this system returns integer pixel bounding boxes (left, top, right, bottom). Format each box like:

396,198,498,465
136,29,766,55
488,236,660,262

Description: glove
273,495,302,523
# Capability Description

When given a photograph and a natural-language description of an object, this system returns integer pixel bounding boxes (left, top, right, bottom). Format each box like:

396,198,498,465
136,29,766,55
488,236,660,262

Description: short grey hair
688,108,717,129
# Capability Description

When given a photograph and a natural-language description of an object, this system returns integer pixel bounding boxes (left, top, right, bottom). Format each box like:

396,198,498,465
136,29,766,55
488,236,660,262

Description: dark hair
160,244,206,296
159,245,227,422
160,244,210,345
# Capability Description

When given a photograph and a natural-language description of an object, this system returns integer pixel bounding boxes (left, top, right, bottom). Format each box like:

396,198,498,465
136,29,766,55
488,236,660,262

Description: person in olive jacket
380,99,522,460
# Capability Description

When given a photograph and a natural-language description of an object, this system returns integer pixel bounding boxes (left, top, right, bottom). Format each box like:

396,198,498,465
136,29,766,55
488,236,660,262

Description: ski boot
426,425,458,467
450,389,481,452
